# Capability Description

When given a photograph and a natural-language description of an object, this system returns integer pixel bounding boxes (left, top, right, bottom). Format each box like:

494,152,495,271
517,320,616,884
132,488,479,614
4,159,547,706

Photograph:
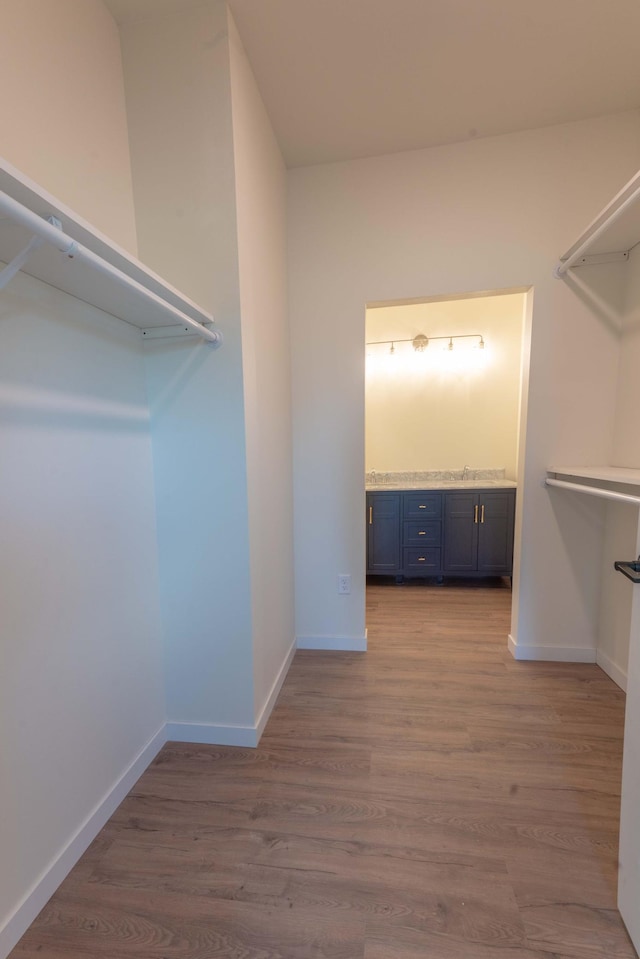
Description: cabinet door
367,493,400,573
477,491,515,573
443,492,479,571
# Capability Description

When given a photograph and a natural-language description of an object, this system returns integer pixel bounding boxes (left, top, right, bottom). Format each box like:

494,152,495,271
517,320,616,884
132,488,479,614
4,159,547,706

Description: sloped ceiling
106,0,640,168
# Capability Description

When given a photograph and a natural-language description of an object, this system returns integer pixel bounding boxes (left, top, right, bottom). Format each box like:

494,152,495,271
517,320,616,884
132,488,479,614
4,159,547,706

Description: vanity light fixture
367,332,485,352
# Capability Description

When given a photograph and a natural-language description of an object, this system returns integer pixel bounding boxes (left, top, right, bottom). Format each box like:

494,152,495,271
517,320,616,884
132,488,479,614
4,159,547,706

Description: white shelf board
558,169,640,264
0,157,214,332
548,465,640,490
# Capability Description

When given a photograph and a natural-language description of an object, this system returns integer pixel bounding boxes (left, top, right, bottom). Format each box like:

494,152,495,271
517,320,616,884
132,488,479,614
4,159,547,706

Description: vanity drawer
403,547,441,572
404,521,441,546
403,492,442,520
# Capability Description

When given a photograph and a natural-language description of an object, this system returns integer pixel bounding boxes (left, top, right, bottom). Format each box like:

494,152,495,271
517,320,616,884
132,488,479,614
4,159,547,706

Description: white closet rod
546,477,640,506
554,171,640,277
0,191,222,345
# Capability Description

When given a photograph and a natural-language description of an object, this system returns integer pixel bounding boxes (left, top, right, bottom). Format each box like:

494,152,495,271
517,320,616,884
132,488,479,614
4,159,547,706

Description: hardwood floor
11,580,636,958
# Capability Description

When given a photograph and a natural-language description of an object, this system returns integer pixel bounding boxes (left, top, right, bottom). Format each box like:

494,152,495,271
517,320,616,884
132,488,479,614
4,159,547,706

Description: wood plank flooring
11,580,637,958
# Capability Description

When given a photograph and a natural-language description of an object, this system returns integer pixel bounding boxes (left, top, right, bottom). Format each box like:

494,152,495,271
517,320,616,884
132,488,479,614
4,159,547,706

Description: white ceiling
106,0,640,168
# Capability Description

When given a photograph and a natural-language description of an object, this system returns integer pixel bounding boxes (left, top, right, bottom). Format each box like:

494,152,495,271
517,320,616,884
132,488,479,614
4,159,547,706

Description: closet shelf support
0,234,44,290
0,214,65,291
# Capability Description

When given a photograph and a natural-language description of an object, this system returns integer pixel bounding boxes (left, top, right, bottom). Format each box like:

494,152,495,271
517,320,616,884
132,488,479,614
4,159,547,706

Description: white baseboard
167,639,297,749
507,637,627,690
255,639,297,741
0,641,299,958
508,634,596,663
0,723,167,959
596,649,628,691
297,632,367,651
165,721,259,748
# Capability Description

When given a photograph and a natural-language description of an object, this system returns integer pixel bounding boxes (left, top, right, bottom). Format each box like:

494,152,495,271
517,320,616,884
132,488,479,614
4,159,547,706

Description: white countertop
366,479,517,491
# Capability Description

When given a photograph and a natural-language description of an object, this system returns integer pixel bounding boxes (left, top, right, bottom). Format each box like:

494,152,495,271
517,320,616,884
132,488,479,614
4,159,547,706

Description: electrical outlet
338,574,351,594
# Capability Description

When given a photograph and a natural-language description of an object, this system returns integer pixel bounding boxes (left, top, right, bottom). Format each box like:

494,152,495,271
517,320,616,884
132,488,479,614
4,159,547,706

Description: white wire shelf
554,169,640,277
546,466,640,506
0,157,222,344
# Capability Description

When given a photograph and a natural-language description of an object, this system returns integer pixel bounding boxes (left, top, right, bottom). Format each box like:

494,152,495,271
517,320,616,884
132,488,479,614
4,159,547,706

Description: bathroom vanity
366,475,516,580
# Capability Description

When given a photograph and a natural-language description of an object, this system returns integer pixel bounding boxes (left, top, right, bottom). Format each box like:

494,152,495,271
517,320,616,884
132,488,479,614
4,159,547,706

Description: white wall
0,5,165,953
596,243,640,687
0,0,138,253
119,1,256,736
0,275,165,952
613,245,640,467
597,503,639,689
228,16,296,721
619,544,640,951
121,2,295,737
560,199,640,959
366,293,525,478
288,111,640,653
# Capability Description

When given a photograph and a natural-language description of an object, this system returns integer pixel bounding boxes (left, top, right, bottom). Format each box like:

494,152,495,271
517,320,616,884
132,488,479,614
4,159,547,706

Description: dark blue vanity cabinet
366,487,515,579
366,492,401,573
443,490,515,575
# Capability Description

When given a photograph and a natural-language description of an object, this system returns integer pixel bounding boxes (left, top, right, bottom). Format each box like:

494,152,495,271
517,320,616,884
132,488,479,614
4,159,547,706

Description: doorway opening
365,286,531,624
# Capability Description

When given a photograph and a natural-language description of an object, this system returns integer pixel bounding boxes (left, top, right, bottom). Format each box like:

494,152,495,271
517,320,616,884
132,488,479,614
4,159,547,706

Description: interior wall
0,4,165,950
0,0,138,253
600,214,640,949
613,244,640,467
596,244,640,687
0,274,165,948
619,547,640,949
228,14,296,719
120,0,256,733
597,503,639,688
288,110,640,653
365,293,525,478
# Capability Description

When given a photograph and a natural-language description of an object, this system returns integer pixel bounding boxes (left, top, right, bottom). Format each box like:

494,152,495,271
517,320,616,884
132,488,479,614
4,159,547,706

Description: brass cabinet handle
474,504,478,524
418,556,426,562
418,530,426,536
480,504,485,524
369,506,373,525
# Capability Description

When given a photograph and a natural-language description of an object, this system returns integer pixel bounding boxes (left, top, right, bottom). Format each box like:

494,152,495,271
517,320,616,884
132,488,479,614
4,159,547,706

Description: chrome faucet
463,464,471,480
